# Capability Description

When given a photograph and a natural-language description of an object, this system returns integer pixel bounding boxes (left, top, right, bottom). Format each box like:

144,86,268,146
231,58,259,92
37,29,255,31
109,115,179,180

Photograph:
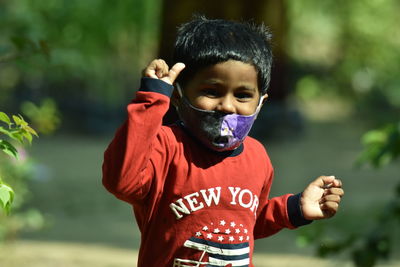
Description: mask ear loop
257,95,266,110
173,83,184,113
253,94,267,119
175,83,183,98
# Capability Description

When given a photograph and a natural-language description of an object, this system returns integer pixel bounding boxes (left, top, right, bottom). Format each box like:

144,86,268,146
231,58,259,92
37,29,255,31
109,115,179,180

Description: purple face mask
176,87,265,152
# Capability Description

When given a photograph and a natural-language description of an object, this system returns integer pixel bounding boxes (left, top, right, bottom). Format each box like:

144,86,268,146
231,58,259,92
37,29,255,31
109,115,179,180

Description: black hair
173,16,273,94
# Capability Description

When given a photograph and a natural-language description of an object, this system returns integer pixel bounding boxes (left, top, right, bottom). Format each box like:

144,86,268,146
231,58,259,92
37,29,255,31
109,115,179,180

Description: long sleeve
254,193,312,239
102,78,175,204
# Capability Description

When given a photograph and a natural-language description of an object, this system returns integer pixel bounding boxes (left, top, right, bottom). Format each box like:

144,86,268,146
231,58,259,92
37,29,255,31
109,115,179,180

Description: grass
8,118,400,265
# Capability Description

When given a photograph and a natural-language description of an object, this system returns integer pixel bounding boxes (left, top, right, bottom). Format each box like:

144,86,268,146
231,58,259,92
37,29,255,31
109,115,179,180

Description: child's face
183,60,262,115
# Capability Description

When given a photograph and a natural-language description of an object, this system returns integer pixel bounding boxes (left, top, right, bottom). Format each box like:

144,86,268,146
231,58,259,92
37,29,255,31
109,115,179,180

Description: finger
143,66,158,79
324,188,344,197
332,178,343,188
143,59,162,79
323,210,335,218
143,59,169,79
320,201,339,211
155,59,169,78
151,59,166,78
320,194,342,204
166,62,185,84
312,175,336,189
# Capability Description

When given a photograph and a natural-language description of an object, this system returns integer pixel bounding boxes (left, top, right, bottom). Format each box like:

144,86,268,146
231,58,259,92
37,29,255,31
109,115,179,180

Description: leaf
0,112,11,125
10,131,24,144
0,140,18,158
13,115,22,126
362,130,387,145
21,129,33,144
18,114,28,126
0,126,14,138
0,183,15,214
12,114,28,127
25,125,39,137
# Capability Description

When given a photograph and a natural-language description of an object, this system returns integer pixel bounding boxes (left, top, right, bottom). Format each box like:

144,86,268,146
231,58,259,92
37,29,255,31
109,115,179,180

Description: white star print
218,236,224,241
230,222,236,227
225,229,231,234
235,229,240,234
220,220,226,226
196,232,202,237
202,226,208,231
207,233,213,239
246,236,250,241
214,228,220,234
229,236,235,242
244,229,248,234
239,236,244,241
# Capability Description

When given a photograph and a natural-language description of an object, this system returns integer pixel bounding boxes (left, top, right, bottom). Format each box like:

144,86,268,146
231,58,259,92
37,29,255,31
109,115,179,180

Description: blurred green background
0,0,399,266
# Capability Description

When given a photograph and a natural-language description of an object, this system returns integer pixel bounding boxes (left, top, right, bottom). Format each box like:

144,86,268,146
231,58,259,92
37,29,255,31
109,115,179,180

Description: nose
216,96,236,114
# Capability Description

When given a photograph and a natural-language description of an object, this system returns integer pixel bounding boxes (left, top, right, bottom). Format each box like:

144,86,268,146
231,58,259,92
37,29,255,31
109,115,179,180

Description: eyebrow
200,79,257,92
200,79,222,86
237,85,257,92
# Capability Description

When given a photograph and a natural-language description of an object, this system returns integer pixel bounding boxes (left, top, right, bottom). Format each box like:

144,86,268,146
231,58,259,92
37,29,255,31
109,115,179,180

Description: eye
235,91,254,101
201,88,220,98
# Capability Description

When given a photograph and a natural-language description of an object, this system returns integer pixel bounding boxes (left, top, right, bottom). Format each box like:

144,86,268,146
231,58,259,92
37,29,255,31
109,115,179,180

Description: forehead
186,60,259,90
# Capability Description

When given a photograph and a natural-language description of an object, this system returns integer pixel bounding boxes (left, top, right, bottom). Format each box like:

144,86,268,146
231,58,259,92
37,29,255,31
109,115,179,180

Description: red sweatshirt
102,78,311,267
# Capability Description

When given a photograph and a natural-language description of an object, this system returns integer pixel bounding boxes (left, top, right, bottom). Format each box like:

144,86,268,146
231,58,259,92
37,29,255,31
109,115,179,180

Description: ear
261,93,268,106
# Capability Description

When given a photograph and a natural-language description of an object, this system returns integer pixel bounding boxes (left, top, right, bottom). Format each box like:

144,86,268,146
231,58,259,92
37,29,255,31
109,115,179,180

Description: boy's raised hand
300,176,344,220
143,59,185,85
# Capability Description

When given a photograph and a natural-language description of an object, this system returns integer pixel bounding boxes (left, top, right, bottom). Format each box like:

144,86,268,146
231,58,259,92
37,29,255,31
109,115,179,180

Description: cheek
191,97,217,111
238,102,259,115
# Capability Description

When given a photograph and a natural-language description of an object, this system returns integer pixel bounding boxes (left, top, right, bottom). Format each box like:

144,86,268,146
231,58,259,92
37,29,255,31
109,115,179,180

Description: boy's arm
102,60,185,203
253,169,313,239
254,175,344,239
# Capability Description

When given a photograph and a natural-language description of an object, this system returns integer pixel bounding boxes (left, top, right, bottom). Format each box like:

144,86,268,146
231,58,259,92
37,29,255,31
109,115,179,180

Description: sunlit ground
2,115,400,266
0,240,344,267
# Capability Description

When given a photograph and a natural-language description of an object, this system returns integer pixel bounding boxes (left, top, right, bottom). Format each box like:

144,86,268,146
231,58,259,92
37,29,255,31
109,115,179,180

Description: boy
102,16,344,266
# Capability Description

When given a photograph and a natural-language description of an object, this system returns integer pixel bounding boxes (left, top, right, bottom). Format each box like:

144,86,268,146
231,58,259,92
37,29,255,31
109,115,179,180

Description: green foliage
0,91,62,243
0,109,48,241
0,150,46,240
21,98,61,135
0,1,63,240
0,0,162,112
287,2,400,264
288,0,400,120
305,190,400,267
357,122,400,167
0,182,14,215
0,112,38,147
299,120,400,266
0,36,50,63
0,111,38,214
350,123,400,266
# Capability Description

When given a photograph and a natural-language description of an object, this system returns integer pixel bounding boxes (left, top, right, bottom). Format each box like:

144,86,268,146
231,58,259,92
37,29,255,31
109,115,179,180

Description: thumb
313,175,336,189
162,62,185,84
